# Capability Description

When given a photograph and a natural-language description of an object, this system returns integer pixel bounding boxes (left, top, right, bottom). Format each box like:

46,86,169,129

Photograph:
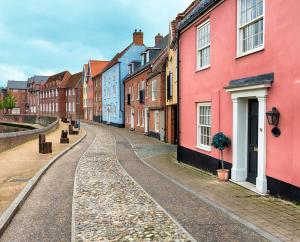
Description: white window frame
141,110,144,127
196,102,212,151
237,0,265,57
113,85,116,98
137,82,140,100
154,111,159,132
131,85,134,101
137,109,140,126
196,19,210,71
152,80,157,101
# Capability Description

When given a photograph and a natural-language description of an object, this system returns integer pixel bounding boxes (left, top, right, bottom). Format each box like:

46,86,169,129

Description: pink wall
179,0,300,187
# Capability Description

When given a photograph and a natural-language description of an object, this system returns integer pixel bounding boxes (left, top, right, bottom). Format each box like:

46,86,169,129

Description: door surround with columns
225,73,274,194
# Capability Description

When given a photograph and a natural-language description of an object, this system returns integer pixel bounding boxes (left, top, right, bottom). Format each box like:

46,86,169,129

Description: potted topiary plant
211,132,231,181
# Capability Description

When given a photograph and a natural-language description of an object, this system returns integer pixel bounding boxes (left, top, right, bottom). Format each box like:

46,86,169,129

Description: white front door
144,108,149,133
130,108,134,129
160,110,165,141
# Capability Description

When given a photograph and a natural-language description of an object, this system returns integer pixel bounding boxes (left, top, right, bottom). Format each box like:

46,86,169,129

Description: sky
0,0,192,87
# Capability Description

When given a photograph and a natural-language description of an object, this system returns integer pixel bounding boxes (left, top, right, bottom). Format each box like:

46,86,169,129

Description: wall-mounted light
266,107,281,137
266,107,280,126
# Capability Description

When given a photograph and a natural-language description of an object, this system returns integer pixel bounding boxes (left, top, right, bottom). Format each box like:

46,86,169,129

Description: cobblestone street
73,125,193,241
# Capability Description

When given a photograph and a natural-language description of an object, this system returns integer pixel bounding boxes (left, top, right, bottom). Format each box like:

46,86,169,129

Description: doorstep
229,180,268,196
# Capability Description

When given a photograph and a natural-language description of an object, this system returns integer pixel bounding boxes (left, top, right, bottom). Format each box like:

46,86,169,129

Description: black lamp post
266,107,281,137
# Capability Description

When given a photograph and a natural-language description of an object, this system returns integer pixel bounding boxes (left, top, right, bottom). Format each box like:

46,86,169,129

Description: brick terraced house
83,60,109,121
7,80,28,114
124,34,169,141
145,35,168,141
93,72,103,123
27,75,49,115
66,72,83,120
39,71,71,118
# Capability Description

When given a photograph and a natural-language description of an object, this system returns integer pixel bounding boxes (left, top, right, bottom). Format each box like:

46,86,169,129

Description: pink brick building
177,0,300,202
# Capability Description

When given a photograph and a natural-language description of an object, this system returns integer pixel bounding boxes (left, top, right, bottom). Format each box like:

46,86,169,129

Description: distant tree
4,92,16,110
0,100,4,110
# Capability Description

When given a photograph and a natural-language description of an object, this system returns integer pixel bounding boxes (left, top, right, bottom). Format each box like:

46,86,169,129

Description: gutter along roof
101,43,134,73
178,0,221,32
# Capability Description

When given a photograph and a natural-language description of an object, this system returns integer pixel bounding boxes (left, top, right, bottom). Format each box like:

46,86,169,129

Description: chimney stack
133,29,144,45
155,33,163,46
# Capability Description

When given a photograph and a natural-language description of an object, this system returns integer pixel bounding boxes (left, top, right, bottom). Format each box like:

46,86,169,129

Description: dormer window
141,53,147,66
128,63,134,74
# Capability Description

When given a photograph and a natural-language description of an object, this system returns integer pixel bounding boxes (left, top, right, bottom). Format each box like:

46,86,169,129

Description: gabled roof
67,72,82,88
27,75,49,84
102,43,134,73
47,70,70,83
89,60,109,77
179,0,221,31
124,35,169,82
7,80,27,90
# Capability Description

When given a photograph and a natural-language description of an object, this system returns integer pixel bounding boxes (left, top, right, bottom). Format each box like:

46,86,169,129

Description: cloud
0,64,28,86
0,0,194,86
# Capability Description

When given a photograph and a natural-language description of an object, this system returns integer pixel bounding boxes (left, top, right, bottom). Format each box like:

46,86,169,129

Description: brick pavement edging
0,129,87,236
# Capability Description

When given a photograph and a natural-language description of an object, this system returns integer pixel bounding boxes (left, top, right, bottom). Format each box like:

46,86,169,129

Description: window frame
196,19,211,71
196,102,212,151
152,80,157,101
154,111,160,132
237,0,265,58
137,82,140,100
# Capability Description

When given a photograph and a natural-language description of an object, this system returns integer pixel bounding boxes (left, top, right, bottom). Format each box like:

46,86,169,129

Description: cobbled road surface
74,124,193,241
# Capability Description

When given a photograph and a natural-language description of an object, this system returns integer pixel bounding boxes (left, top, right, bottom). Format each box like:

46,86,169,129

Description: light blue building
102,30,146,127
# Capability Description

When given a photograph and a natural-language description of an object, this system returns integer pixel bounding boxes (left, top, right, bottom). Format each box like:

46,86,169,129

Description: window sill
196,65,210,73
195,145,211,152
236,46,264,59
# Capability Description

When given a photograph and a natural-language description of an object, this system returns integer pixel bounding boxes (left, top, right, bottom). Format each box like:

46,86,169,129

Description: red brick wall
124,68,149,133
9,89,27,114
93,75,102,119
145,71,166,137
166,105,177,144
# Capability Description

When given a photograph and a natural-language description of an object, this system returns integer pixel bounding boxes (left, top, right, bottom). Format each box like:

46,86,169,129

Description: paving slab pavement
0,121,85,214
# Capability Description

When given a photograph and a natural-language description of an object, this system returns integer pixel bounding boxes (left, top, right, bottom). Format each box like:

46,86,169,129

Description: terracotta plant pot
217,169,230,181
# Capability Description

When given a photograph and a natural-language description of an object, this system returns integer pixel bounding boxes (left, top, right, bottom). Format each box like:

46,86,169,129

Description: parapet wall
0,115,59,153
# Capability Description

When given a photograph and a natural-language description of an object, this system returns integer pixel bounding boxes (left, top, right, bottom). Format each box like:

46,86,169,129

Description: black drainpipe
176,30,181,162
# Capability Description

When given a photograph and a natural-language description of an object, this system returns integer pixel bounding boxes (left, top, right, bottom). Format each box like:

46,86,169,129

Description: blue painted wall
102,43,145,125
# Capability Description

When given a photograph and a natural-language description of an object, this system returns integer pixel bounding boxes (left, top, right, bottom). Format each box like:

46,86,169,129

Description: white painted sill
196,65,210,73
195,145,211,152
236,46,264,59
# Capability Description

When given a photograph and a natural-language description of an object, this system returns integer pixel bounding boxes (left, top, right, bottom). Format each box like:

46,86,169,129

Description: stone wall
0,115,59,153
